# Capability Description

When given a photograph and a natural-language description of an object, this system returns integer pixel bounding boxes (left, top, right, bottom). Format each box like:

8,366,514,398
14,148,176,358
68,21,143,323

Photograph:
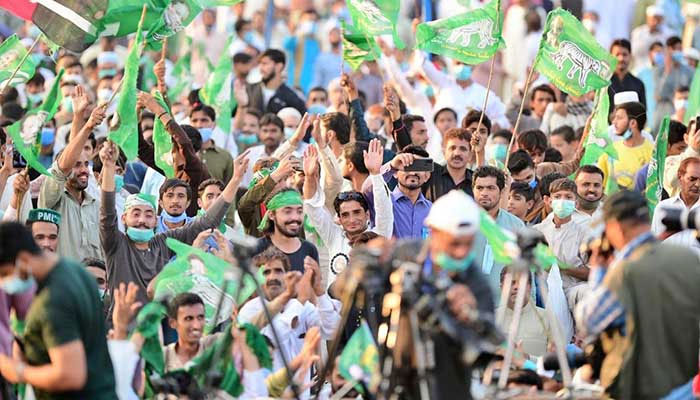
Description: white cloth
240,144,275,188
545,263,575,345
0,173,33,222
211,125,239,158
533,214,590,290
141,167,166,199
584,0,636,49
107,340,141,400
630,24,672,71
304,174,394,287
651,195,700,255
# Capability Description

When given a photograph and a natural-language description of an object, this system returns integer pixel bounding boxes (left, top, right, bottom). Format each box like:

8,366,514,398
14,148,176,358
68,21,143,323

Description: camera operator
575,190,700,399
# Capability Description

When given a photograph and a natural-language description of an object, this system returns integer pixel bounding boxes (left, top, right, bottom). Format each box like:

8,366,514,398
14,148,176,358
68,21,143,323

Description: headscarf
256,190,304,232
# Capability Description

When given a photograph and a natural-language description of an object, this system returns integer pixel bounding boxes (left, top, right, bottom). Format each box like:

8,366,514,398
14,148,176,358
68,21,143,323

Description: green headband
256,190,304,231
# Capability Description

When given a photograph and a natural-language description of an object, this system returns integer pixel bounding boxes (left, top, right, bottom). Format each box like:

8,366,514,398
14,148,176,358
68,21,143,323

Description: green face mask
114,174,124,192
126,227,155,243
435,251,476,272
62,97,73,113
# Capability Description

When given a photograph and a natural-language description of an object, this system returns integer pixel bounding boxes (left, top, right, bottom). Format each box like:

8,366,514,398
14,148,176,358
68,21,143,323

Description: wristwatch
14,361,25,383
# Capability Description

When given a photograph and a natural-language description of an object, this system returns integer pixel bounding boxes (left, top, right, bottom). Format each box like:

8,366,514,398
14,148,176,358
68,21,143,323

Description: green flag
153,238,261,333
167,48,192,100
415,0,505,65
152,91,176,178
134,302,167,375
200,38,235,134
347,0,405,49
199,0,244,5
534,8,616,96
580,86,617,166
479,209,519,265
109,19,146,161
0,34,38,88
5,69,65,177
342,21,381,71
684,64,700,125
338,320,380,393
646,116,669,217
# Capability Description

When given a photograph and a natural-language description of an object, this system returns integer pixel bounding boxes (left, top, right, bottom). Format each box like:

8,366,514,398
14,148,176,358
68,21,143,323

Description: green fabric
347,0,405,49
109,16,145,160
338,320,380,393
0,34,38,88
247,166,276,190
645,116,669,218
533,243,569,270
580,86,618,166
168,40,192,100
478,209,518,265
5,69,64,177
341,21,380,71
27,208,61,226
23,259,116,400
200,37,235,134
134,302,168,375
415,0,504,65
199,0,244,5
153,91,176,178
534,8,617,96
256,190,304,231
153,238,261,332
684,64,700,125
243,323,273,369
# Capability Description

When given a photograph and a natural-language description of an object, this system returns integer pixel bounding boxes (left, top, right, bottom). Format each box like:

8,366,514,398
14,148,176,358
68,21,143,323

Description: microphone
542,345,586,371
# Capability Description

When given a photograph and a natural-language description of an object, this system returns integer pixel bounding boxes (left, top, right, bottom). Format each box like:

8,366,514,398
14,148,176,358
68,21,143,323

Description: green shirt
22,259,117,400
200,145,234,184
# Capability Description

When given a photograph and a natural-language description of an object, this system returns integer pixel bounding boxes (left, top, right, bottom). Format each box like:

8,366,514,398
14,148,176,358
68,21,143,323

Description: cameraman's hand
589,241,614,269
446,284,476,324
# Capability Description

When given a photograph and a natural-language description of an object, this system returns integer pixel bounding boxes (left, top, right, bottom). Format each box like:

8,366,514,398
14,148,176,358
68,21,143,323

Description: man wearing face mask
247,49,307,115
99,140,247,324
630,6,672,71
671,86,689,123
654,36,694,132
0,222,117,399
156,179,194,233
634,41,663,123
24,73,45,109
190,8,228,85
189,104,234,185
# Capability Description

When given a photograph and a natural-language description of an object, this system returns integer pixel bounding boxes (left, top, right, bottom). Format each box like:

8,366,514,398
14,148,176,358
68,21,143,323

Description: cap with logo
27,208,61,226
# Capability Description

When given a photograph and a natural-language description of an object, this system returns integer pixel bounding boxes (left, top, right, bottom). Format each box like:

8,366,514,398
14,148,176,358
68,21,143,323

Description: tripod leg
497,270,530,388
535,271,573,387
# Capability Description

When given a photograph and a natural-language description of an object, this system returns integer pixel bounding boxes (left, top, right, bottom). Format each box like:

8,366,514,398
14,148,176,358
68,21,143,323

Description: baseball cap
27,208,61,226
424,190,479,236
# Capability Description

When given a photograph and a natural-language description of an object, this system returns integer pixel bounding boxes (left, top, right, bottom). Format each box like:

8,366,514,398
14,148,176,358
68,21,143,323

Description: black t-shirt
254,237,319,272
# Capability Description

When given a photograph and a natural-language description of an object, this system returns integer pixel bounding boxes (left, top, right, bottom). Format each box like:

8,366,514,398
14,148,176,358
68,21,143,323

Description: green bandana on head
256,190,304,232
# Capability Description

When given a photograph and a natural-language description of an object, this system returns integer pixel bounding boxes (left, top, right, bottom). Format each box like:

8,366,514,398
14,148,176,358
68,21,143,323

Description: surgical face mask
284,127,295,139
64,74,84,84
436,251,476,272
577,193,600,211
238,132,258,145
672,51,685,64
621,128,632,140
98,68,117,79
455,65,472,81
674,98,688,111
161,210,188,224
297,21,315,36
528,177,538,190
126,227,155,243
27,92,44,104
417,82,434,98
98,288,106,299
62,97,73,113
114,174,124,192
243,31,255,44
0,266,34,295
97,88,113,103
653,52,664,67
308,103,327,115
582,18,597,33
551,198,576,218
486,143,508,162
40,127,55,146
199,127,214,143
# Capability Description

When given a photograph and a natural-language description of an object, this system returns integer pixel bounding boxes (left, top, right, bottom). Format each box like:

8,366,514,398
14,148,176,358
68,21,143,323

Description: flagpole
476,56,496,166
1,33,43,95
504,61,537,168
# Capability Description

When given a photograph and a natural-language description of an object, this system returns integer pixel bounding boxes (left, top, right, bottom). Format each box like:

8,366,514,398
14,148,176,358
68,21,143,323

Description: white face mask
97,88,113,103
674,98,688,111
582,19,597,33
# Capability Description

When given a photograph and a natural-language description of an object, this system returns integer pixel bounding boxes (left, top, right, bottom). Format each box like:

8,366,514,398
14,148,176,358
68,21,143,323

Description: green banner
0,34,38,88
347,0,404,49
645,116,669,218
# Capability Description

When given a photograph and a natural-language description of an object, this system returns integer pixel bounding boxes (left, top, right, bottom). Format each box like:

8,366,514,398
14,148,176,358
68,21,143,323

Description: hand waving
112,282,142,339
72,85,90,117
363,138,384,175
302,144,320,177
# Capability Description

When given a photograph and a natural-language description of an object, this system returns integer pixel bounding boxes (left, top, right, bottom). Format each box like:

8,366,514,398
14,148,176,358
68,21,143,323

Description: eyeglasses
337,192,364,202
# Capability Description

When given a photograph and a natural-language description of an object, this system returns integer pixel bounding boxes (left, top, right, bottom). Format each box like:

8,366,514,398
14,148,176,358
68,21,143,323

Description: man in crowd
26,209,61,254
549,126,579,163
242,113,286,188
608,39,646,113
654,36,694,131
507,182,536,223
189,104,234,185
390,145,432,239
630,6,671,71
574,165,605,222
246,49,306,115
423,128,475,202
507,85,555,133
0,222,117,399
156,179,194,233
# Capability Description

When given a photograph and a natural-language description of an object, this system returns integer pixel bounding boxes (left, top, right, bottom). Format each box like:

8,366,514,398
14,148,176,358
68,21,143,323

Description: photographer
575,190,700,399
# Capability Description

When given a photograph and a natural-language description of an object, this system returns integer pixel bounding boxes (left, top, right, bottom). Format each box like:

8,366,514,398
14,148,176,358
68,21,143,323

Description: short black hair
509,181,535,201
507,150,535,175
343,141,369,175
181,124,202,152
548,177,577,195
233,52,253,65
253,246,291,271
666,36,682,48
506,369,543,390
190,103,216,121
473,166,506,190
159,178,192,201
320,112,351,145
433,107,458,124
530,84,555,102
539,172,565,197
309,86,328,97
0,222,41,266
492,129,512,143
649,41,663,52
544,147,562,162
575,164,604,181
198,178,225,197
401,144,429,158
1,102,24,122
610,38,631,53
461,109,492,134
168,292,205,319
668,120,687,146
517,130,548,153
82,257,106,271
603,190,650,223
260,113,284,131
0,87,18,105
550,125,577,143
26,72,45,87
333,191,369,215
615,101,647,130
676,85,690,93
261,49,286,66
188,89,201,107
234,18,250,35
402,115,425,133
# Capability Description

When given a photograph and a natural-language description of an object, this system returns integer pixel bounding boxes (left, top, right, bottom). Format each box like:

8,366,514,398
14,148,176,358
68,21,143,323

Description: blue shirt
283,36,320,94
391,186,432,239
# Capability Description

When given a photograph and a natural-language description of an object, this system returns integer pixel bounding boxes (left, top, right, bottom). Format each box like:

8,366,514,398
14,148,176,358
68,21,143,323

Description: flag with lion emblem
347,0,404,49
534,8,616,96
0,35,37,88
415,0,504,65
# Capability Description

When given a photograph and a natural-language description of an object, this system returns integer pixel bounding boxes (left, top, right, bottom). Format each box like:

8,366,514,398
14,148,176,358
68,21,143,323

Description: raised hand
99,140,118,168
232,149,251,182
234,78,249,107
390,152,416,170
310,118,327,149
86,104,107,129
304,256,324,296
340,73,359,102
383,84,400,121
192,228,215,251
290,113,314,146
689,117,700,152
270,154,295,183
1,142,13,175
72,85,91,117
302,144,320,177
363,138,384,175
136,91,165,115
283,271,303,299
112,282,142,339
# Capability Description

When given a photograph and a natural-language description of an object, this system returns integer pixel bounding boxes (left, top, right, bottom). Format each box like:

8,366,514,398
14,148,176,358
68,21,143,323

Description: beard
275,219,301,237
69,176,89,191
262,69,276,85
399,176,423,191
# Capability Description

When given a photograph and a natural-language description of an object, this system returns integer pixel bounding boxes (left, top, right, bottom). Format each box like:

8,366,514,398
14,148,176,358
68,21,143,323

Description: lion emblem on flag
354,0,391,26
550,41,610,88
446,19,498,49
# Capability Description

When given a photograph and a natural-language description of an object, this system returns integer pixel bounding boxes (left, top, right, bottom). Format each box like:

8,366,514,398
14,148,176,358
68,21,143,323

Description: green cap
27,208,61,226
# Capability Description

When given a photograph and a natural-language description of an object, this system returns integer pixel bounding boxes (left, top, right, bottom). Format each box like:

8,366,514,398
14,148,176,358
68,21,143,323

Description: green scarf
256,190,322,246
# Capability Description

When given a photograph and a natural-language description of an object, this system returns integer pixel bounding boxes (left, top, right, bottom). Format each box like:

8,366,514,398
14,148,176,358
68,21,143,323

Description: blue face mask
161,210,188,224
126,227,155,243
284,127,295,139
487,143,508,162
27,92,43,104
528,178,538,190
308,103,327,115
653,52,664,67
672,51,685,64
98,68,117,79
551,198,576,218
62,97,73,113
40,128,55,146
455,65,472,81
243,31,255,44
621,128,632,140
436,251,476,272
98,288,106,299
199,127,214,143
238,133,258,145
114,174,124,192
0,270,34,295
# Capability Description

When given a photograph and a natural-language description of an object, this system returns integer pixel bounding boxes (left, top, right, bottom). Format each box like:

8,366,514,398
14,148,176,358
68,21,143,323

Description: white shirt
533,213,590,289
651,195,700,255
211,125,239,158
304,174,394,288
630,24,672,71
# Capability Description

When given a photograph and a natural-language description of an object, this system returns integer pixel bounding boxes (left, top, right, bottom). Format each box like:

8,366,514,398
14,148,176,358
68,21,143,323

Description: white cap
277,107,302,121
613,91,639,106
424,190,479,236
646,5,663,17
684,47,700,61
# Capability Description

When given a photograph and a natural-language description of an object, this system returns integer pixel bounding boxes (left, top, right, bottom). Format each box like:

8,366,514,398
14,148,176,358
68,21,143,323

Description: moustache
285,220,302,226
267,279,282,287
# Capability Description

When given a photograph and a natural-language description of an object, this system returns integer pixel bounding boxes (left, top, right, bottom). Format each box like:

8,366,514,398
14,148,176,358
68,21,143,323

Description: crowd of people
0,0,699,399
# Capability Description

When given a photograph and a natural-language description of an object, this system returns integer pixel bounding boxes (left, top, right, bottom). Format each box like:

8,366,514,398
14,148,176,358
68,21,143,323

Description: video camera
660,207,700,233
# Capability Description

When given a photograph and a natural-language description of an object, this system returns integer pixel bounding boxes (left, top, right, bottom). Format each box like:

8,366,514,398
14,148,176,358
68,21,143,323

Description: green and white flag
479,209,518,265
200,37,235,134
684,64,700,125
6,69,65,177
342,21,380,71
199,0,244,5
167,41,192,100
339,320,380,393
534,8,616,96
580,86,617,166
415,0,504,65
133,302,167,375
347,0,405,49
0,34,38,88
152,91,175,178
152,238,262,333
109,17,145,161
646,116,669,217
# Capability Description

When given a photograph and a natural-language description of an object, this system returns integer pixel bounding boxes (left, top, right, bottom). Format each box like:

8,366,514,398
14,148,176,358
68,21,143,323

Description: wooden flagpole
504,63,537,169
